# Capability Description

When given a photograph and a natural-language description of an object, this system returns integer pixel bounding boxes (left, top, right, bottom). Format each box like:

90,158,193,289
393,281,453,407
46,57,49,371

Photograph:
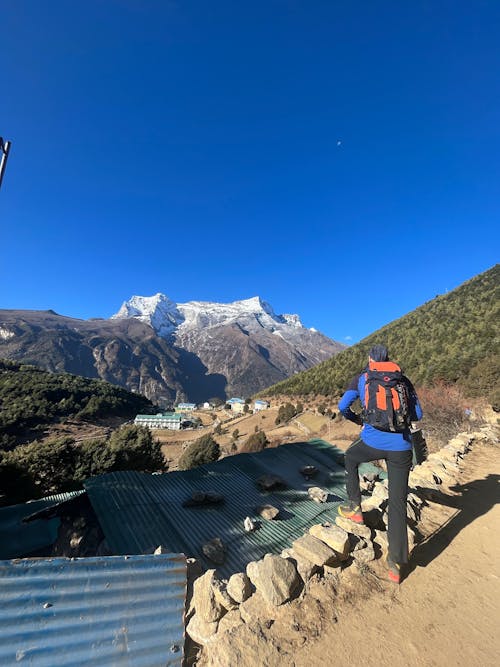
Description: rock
244,516,256,532
239,591,277,624
69,534,84,549
191,570,226,623
308,486,329,503
408,526,416,553
227,572,252,604
256,504,280,520
246,554,301,606
372,482,389,500
183,491,225,507
373,529,389,553
349,534,367,552
212,578,238,611
300,465,318,479
309,523,350,560
202,537,226,564
406,501,419,523
256,474,285,491
407,492,424,509
353,543,376,564
292,534,341,567
413,467,443,485
283,548,321,583
361,495,386,512
217,609,242,635
335,516,372,540
153,544,170,555
186,612,219,645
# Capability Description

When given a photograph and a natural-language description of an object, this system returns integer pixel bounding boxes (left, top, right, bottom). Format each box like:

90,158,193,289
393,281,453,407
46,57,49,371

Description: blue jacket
338,370,423,451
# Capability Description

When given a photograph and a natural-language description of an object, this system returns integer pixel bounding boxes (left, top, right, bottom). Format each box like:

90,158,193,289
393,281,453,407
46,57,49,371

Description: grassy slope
260,264,499,401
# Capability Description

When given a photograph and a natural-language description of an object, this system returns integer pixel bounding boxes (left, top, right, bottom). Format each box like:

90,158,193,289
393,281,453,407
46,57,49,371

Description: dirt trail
293,442,500,667
197,441,500,667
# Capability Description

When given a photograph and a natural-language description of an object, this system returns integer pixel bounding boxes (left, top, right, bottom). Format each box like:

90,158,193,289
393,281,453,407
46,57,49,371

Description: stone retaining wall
183,428,491,648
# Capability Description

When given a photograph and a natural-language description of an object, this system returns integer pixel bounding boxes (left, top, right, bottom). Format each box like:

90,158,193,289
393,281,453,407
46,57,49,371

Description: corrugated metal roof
85,440,380,577
0,491,85,560
0,553,186,667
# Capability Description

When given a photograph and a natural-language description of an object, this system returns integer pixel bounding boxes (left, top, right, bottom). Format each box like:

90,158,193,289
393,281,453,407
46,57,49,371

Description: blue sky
1,1,498,343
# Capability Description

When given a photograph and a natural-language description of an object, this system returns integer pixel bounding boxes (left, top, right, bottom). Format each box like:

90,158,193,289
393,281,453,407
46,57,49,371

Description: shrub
418,381,474,450
178,434,220,470
240,430,269,453
0,425,166,505
108,425,165,473
275,402,297,425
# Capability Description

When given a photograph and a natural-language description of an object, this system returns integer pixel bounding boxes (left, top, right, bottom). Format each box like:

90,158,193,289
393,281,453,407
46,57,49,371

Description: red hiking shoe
337,501,364,524
387,559,402,584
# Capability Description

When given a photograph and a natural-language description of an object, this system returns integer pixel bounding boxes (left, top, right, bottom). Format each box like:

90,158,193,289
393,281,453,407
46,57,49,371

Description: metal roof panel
0,554,186,667
85,440,377,577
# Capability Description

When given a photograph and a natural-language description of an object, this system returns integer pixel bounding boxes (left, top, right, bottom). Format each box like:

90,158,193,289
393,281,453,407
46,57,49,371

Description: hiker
337,344,423,583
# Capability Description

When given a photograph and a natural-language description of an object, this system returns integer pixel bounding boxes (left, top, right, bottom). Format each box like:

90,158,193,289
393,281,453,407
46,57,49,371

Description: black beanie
369,344,389,361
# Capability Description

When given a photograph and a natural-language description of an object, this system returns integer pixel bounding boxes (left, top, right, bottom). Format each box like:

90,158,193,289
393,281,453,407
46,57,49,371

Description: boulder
246,554,301,606
300,465,318,479
292,534,342,567
256,474,285,491
183,491,224,507
309,523,350,559
227,572,252,604
212,578,238,611
217,609,242,635
282,547,321,583
308,487,329,503
256,504,280,520
349,534,367,552
361,495,386,512
191,570,226,623
372,482,389,500
202,537,226,565
335,515,372,540
244,516,256,532
239,591,277,624
353,543,376,564
373,529,389,553
186,612,219,645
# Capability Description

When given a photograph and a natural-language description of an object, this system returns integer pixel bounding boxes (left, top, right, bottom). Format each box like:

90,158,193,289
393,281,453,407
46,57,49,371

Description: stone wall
182,427,492,651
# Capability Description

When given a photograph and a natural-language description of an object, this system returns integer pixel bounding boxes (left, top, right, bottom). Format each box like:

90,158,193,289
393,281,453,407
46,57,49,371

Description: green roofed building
134,412,184,430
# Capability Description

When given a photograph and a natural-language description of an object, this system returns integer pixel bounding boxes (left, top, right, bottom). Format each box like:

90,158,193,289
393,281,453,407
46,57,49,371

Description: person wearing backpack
337,344,423,583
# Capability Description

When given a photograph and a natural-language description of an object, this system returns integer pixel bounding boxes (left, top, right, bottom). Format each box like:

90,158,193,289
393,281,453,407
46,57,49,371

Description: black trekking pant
344,438,412,564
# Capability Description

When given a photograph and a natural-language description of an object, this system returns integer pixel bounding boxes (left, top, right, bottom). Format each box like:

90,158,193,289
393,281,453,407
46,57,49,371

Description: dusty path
293,441,500,667
197,441,500,667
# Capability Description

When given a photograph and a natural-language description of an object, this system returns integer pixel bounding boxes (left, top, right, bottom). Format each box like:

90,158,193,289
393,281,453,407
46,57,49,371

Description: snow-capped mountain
112,293,308,339
112,293,345,398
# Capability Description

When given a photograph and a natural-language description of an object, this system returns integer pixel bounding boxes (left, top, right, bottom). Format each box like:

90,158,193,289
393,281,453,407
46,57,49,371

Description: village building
253,400,269,412
227,397,245,414
175,403,197,412
134,412,184,430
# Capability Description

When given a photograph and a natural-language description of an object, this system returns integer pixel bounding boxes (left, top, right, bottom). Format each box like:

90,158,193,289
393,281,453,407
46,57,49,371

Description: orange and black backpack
362,361,412,432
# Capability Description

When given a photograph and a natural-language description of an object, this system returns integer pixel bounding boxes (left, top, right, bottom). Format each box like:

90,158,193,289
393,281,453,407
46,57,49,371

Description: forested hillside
261,265,499,406
0,360,155,449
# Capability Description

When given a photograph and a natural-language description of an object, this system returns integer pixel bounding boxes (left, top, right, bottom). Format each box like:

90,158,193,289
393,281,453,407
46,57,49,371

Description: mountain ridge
260,264,499,405
0,295,345,403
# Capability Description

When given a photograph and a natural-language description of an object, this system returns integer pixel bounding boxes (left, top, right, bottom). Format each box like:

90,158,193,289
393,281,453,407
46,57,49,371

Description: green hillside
261,265,499,405
0,360,155,449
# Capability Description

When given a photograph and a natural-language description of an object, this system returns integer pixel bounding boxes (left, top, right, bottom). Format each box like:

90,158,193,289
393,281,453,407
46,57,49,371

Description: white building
134,413,184,430
227,397,245,414
175,403,197,412
253,400,269,412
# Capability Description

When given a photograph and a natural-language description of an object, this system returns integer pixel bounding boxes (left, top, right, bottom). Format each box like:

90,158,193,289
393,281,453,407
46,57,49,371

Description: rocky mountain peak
112,293,307,338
